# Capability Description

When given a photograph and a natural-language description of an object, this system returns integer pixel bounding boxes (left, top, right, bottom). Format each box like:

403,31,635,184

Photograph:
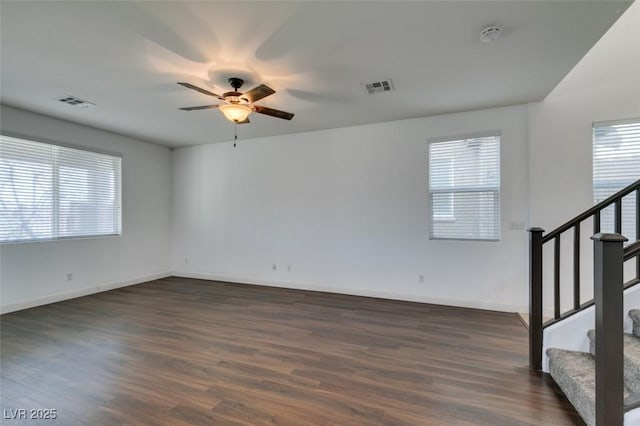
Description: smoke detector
480,26,502,43
56,95,96,108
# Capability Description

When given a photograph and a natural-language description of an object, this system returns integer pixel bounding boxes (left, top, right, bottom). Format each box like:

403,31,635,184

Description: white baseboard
171,270,527,313
0,271,171,314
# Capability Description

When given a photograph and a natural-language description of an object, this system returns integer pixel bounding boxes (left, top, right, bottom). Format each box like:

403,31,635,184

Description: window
593,119,640,241
431,156,455,220
428,133,500,240
0,135,121,243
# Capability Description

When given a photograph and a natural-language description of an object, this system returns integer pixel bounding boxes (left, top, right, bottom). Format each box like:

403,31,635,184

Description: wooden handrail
624,240,640,261
542,178,640,243
530,178,640,426
529,179,640,373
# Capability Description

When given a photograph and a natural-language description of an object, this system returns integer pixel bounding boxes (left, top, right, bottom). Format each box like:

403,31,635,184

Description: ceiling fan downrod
228,77,244,92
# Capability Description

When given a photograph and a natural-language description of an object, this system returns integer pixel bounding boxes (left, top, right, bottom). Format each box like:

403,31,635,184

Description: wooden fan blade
177,82,223,99
242,84,275,103
254,105,294,120
179,105,220,111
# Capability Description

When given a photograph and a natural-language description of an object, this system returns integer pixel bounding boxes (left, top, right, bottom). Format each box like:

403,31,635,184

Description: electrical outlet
418,274,425,283
272,264,277,271
66,273,73,281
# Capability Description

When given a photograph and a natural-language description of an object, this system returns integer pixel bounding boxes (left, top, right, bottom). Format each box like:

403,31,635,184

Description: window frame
427,131,501,242
0,132,123,244
592,118,640,241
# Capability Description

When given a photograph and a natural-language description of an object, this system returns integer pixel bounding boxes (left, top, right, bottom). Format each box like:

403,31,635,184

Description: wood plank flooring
1,277,583,425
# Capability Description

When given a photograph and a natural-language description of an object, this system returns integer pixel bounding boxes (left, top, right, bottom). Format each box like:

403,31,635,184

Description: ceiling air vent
363,79,394,95
56,95,95,108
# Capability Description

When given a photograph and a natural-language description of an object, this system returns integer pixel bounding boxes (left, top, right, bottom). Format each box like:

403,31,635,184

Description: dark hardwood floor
1,277,583,425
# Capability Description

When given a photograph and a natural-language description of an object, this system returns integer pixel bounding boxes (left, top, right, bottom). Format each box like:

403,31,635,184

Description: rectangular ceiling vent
363,79,394,95
56,95,95,108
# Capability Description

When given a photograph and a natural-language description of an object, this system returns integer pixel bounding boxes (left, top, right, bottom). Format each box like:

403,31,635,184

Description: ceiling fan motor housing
222,91,247,104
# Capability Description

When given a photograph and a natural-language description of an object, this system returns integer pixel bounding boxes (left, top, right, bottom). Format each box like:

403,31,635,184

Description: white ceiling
0,1,632,147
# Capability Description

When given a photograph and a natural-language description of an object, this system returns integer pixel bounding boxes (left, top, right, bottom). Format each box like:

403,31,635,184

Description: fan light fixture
220,103,252,123
177,77,294,124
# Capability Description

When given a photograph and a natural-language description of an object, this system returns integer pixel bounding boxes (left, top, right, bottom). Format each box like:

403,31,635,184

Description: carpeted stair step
547,348,633,426
587,330,640,395
630,309,640,338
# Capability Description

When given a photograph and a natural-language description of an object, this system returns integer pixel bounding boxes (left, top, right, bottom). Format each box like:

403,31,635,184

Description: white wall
3,4,637,316
0,105,172,313
172,105,530,312
170,3,637,315
528,1,640,232
528,1,640,313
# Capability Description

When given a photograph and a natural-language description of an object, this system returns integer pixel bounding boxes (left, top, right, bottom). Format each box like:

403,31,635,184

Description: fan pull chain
234,124,238,148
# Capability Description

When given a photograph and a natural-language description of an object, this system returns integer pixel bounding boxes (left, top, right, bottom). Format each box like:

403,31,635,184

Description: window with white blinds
593,119,640,241
428,133,500,241
0,135,121,243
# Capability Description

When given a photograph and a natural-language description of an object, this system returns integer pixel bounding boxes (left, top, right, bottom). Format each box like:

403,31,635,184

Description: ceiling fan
177,77,294,124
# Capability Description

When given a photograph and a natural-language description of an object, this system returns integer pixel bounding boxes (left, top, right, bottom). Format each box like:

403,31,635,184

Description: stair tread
587,331,640,395
547,348,634,426
627,334,640,367
630,309,640,338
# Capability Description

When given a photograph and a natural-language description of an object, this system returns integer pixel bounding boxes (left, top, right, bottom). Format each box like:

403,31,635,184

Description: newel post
592,233,626,426
528,227,544,371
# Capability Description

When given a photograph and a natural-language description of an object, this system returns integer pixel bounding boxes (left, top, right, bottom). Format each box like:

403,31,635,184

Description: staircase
529,179,640,426
547,309,640,426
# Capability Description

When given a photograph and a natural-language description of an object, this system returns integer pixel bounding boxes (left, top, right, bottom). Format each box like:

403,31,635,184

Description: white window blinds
429,134,500,241
0,135,121,243
593,119,640,241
